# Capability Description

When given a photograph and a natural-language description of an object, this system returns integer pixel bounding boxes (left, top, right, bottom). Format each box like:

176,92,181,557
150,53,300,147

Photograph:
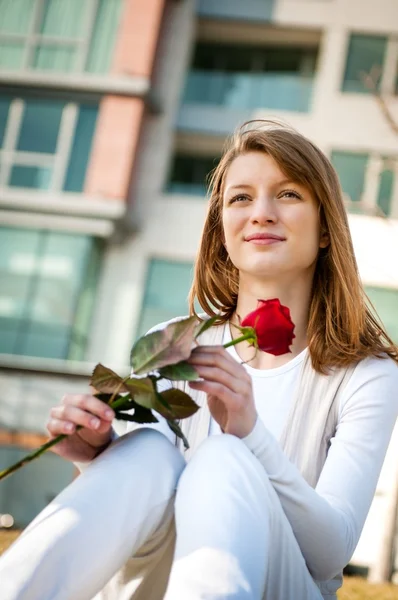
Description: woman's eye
230,194,250,204
280,190,302,200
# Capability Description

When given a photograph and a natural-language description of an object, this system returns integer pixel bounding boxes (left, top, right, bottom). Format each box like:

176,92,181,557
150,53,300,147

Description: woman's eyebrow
226,184,253,191
225,179,298,193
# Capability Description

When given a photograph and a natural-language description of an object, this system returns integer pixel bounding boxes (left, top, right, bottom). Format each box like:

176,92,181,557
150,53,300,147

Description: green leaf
158,361,199,381
130,317,198,375
115,406,158,424
132,384,166,415
124,376,155,396
93,392,134,411
160,388,199,419
167,420,189,449
195,316,218,338
93,392,115,404
91,364,129,394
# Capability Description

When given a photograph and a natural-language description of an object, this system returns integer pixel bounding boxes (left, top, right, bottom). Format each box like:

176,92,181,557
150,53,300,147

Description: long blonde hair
189,120,398,373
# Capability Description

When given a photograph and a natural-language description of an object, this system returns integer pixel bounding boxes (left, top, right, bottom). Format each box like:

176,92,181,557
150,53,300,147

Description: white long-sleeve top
124,323,398,582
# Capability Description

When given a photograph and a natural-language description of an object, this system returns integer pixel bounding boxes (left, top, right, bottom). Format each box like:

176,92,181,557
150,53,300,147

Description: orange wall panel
84,97,145,199
112,0,166,77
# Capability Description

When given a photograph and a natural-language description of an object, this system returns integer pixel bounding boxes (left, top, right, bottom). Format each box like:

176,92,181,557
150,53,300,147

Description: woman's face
222,151,328,282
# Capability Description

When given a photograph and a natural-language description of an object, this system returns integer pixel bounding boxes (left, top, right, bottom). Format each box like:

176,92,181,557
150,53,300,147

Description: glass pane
168,155,217,195
0,318,20,353
192,43,317,75
0,228,96,360
39,0,84,38
64,104,98,192
17,98,64,153
21,323,71,359
9,165,52,189
0,96,11,147
0,227,41,354
86,0,123,73
183,71,313,112
136,259,193,339
0,447,74,528
0,42,25,69
342,34,387,93
365,287,398,342
377,164,394,217
30,232,91,325
0,0,34,34
33,44,76,72
331,151,368,204
69,240,101,361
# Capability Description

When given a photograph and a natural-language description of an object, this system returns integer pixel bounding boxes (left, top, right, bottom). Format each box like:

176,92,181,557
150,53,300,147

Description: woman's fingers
188,346,251,390
46,394,114,437
189,378,241,406
62,394,115,421
47,417,77,436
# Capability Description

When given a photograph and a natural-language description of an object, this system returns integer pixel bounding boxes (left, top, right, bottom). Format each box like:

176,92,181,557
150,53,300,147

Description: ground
0,530,397,598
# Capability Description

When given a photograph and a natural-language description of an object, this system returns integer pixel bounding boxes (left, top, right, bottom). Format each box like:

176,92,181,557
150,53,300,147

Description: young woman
1,121,397,600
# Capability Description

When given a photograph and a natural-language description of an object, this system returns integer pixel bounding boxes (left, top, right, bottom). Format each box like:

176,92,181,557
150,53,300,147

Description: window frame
0,227,102,360
331,149,397,217
0,94,98,193
0,0,117,74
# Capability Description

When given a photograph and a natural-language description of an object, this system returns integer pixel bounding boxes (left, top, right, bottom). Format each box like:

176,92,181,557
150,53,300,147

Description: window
183,42,317,112
332,151,396,216
0,446,74,527
342,34,387,93
0,94,98,192
167,155,219,196
365,286,398,342
136,259,194,339
331,151,369,206
376,159,396,217
0,227,101,360
0,0,123,74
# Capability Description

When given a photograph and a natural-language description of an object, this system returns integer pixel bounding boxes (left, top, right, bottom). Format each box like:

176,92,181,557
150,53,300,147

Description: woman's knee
191,434,253,469
92,427,186,482
176,434,273,503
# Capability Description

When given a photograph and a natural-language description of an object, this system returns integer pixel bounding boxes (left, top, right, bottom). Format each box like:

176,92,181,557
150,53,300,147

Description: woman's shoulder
353,353,398,382
339,353,398,416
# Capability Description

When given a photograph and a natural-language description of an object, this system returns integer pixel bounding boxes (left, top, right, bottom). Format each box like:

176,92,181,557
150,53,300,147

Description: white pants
0,428,323,600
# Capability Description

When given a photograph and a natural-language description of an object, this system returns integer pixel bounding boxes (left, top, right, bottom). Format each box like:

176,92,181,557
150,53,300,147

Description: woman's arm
243,356,398,581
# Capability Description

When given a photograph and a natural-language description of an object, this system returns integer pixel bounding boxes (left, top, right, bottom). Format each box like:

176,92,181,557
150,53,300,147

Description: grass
0,530,397,598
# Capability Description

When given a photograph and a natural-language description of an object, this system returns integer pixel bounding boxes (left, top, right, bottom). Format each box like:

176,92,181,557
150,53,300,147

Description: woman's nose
250,196,277,224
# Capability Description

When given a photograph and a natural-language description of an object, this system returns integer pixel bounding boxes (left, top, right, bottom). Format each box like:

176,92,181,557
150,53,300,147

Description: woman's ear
319,231,330,249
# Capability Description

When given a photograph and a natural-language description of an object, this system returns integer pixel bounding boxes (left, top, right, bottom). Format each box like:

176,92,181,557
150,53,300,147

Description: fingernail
65,423,74,432
91,418,100,429
105,409,113,419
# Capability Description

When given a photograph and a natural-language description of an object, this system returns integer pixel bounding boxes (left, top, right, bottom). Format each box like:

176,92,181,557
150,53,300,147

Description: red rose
241,298,295,356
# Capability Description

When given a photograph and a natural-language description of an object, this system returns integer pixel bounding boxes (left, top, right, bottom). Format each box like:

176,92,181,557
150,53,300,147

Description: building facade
0,0,397,578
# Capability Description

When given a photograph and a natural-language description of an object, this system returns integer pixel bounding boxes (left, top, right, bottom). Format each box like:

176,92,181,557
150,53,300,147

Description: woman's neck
231,277,311,370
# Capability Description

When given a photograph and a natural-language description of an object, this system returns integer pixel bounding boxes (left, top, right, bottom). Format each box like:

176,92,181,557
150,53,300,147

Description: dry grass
0,531,397,598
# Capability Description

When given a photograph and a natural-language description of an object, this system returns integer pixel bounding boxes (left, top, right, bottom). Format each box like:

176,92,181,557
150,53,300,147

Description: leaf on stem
115,406,158,424
158,361,199,381
91,364,129,394
195,316,218,339
130,317,198,375
159,389,199,419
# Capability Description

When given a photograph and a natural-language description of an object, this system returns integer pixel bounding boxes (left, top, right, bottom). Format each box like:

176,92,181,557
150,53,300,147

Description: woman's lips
244,234,286,246
247,238,283,245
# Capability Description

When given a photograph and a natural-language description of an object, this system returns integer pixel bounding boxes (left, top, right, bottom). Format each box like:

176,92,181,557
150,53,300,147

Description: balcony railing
183,70,314,113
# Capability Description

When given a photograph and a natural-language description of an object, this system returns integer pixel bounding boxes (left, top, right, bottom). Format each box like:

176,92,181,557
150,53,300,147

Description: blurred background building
0,0,397,581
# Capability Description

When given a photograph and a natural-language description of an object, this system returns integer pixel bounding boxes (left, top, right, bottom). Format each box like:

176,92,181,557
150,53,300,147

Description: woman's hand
46,394,115,463
187,346,257,438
